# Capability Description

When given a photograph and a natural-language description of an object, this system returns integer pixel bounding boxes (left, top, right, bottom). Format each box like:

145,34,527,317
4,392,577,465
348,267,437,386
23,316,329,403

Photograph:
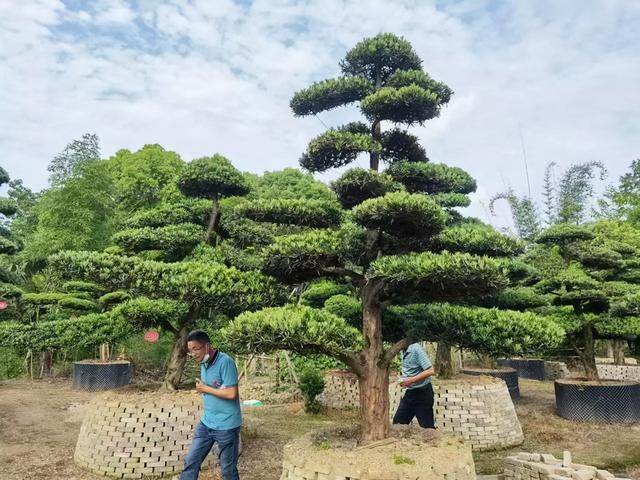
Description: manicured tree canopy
225,32,562,444
49,250,286,389
0,166,24,318
527,221,640,379
291,33,452,171
178,155,250,244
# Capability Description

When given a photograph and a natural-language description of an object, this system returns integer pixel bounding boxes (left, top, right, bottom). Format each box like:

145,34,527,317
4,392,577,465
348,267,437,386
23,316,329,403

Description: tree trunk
358,363,389,443
612,339,626,365
359,280,389,442
370,121,381,172
39,350,53,378
204,196,220,245
161,326,190,391
369,69,382,172
581,324,599,380
436,341,455,379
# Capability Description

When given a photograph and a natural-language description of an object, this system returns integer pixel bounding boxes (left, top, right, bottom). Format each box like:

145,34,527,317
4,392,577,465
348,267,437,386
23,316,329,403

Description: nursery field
1,378,639,480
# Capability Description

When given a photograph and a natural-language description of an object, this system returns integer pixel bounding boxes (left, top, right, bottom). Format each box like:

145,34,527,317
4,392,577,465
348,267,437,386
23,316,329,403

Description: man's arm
196,381,239,400
399,366,435,388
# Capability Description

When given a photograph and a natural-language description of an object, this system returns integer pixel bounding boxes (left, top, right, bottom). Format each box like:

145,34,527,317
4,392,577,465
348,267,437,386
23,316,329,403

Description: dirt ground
0,378,639,480
0,378,352,480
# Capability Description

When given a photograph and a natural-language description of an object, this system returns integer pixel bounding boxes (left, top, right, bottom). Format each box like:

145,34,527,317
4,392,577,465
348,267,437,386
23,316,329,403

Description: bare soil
0,378,639,480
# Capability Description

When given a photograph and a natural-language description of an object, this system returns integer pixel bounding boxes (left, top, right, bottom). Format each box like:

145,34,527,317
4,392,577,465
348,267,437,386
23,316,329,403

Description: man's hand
399,376,415,388
195,379,210,394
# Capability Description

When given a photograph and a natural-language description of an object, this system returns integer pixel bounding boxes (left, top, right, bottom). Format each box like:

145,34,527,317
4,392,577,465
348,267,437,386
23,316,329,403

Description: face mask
201,352,210,364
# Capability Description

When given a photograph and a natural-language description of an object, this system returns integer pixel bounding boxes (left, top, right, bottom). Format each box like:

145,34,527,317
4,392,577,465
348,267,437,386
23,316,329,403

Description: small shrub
0,347,23,379
393,454,415,465
298,368,325,414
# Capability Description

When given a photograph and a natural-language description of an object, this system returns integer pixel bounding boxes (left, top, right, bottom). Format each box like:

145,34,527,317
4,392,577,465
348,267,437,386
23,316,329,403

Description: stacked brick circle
74,392,216,478
319,370,524,451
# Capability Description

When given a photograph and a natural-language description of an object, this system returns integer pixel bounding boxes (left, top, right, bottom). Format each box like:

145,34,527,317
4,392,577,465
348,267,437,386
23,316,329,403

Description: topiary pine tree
224,34,563,442
0,166,23,318
178,155,250,244
290,33,452,172
529,221,640,379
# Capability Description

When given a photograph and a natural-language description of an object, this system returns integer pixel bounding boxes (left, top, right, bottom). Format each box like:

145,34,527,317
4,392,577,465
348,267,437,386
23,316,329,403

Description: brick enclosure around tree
74,392,243,478
319,370,523,450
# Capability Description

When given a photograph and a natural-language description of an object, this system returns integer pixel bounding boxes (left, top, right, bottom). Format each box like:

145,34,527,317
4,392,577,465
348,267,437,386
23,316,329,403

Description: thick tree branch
382,337,412,366
320,266,365,285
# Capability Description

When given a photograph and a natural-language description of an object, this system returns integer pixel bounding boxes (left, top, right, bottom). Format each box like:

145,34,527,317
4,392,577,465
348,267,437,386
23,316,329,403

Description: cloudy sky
1,0,639,228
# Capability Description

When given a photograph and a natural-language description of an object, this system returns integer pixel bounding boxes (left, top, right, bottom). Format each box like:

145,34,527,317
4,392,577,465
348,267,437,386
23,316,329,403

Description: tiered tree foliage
224,34,563,442
0,166,23,315
528,221,640,378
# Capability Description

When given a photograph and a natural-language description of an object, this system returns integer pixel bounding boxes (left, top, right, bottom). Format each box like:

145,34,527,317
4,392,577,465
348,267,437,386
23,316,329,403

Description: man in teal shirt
181,330,241,480
393,342,436,428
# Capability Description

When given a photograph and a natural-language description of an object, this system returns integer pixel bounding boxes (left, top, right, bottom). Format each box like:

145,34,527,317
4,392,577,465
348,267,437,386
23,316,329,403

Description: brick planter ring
319,370,523,451
75,392,221,478
460,367,520,400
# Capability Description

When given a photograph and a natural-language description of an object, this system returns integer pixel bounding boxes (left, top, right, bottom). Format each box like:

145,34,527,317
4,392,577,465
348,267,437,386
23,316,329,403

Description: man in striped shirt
393,343,436,428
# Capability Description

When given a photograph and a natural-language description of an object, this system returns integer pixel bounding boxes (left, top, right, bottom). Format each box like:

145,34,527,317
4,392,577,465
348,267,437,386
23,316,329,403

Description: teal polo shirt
200,351,242,430
402,343,433,390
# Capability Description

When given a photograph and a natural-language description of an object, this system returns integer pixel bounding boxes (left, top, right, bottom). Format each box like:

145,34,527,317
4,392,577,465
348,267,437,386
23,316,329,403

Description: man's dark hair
187,330,211,345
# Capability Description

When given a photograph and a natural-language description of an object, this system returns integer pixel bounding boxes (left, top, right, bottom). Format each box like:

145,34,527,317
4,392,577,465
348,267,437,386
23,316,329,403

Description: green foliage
58,297,98,311
48,133,100,187
107,145,185,212
0,348,23,379
370,251,508,302
301,280,350,308
298,368,325,414
401,303,565,357
23,160,115,264
0,198,18,217
0,236,19,255
225,305,362,358
112,223,202,258
331,168,403,209
22,292,75,306
361,85,441,125
178,155,249,199
489,287,549,311
98,291,130,308
189,242,263,272
262,227,363,282
557,161,607,224
61,281,103,295
300,128,381,173
597,159,640,222
386,161,476,195
125,201,209,229
393,454,416,465
380,128,428,163
236,198,343,228
340,33,422,82
431,193,471,208
536,224,594,245
386,69,453,104
322,294,362,326
433,223,525,257
0,313,133,352
0,282,24,299
247,169,336,202
489,189,541,241
290,76,373,116
352,191,446,237
111,297,188,330
49,251,286,316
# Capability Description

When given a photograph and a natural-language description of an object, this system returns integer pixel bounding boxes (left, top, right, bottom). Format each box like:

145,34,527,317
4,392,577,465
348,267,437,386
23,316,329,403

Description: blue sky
1,0,639,229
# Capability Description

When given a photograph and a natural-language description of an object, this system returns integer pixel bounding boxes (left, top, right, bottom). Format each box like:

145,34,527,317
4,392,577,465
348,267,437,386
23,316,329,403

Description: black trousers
392,383,435,428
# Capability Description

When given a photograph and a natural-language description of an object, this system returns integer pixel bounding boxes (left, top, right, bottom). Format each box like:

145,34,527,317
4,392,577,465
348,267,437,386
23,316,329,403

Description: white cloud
0,0,638,231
